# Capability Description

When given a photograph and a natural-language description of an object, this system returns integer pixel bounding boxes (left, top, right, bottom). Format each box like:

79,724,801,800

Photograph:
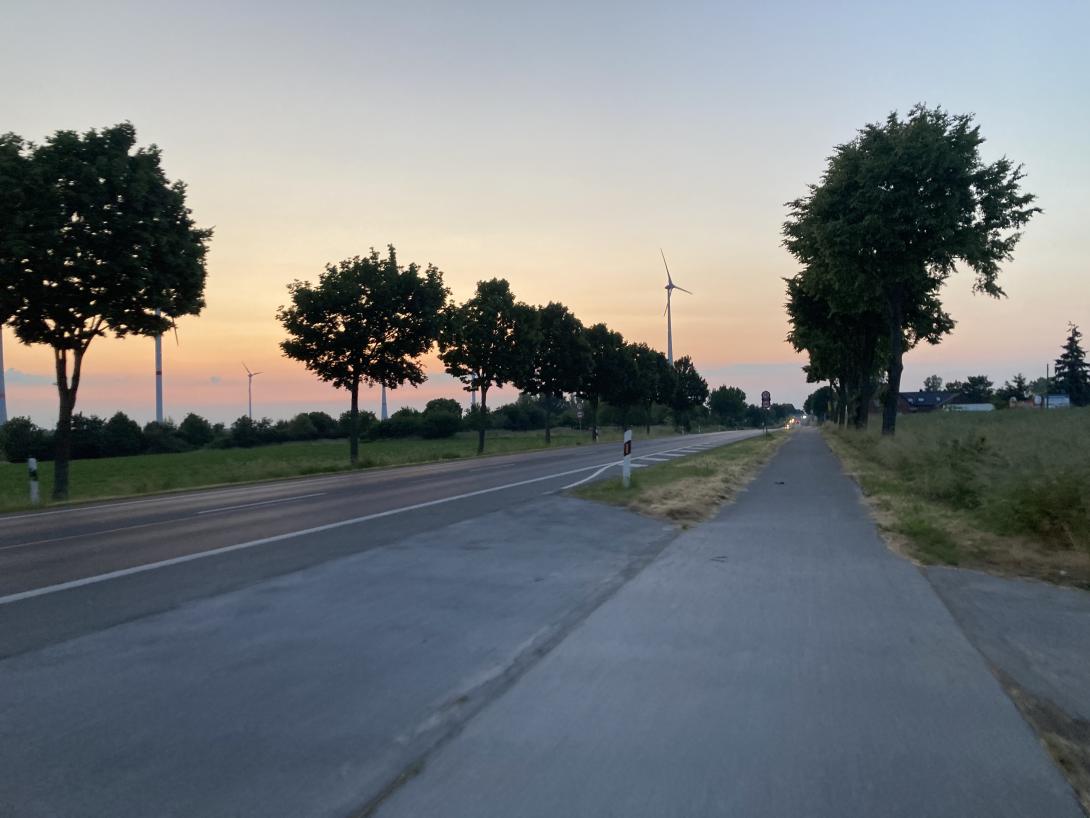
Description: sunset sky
3,1,1087,425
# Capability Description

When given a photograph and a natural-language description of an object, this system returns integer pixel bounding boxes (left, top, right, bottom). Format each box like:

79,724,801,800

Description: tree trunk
477,386,488,454
590,397,599,442
544,402,552,445
882,301,905,436
644,401,651,435
52,348,84,501
349,380,360,464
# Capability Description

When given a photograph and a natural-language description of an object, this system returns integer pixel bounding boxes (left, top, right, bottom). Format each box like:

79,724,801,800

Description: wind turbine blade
242,362,252,375
674,286,693,295
659,248,673,286
171,319,180,346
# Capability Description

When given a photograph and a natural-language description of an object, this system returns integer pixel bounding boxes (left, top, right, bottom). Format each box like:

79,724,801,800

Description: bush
0,417,54,462
370,407,423,439
102,411,145,456
178,413,215,448
421,409,461,439
284,413,319,441
306,411,340,438
425,398,462,418
143,420,192,454
339,409,377,438
70,413,106,459
230,416,261,448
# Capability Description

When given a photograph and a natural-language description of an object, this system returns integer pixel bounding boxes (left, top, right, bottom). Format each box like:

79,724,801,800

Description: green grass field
826,408,1090,587
0,425,684,512
574,432,785,524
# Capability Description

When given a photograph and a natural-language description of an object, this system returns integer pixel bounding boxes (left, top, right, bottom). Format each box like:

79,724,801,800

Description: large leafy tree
439,278,537,454
0,123,210,499
670,355,709,430
804,385,835,422
578,324,629,440
1054,323,1089,406
519,302,591,444
629,343,674,434
277,246,448,464
923,374,944,392
996,373,1030,404
708,385,747,427
784,105,1039,434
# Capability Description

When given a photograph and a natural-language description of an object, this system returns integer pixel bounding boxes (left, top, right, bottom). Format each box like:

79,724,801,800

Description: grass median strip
572,433,786,524
823,409,1090,589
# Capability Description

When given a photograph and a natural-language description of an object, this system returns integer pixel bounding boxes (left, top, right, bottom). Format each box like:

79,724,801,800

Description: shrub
424,398,462,418
70,413,106,459
284,413,319,441
306,411,340,438
230,416,261,448
143,420,192,454
102,411,145,456
339,409,377,438
178,413,215,448
0,417,54,462
421,409,461,439
370,407,423,439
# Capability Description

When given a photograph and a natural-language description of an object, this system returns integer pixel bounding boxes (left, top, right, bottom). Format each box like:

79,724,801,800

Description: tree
961,375,994,403
278,246,448,464
439,279,538,454
629,343,675,434
578,324,629,441
708,386,746,426
784,105,1039,435
923,375,944,392
1054,323,1090,406
0,417,53,462
102,411,144,456
518,303,590,444
996,373,1030,404
670,356,709,430
804,386,835,422
178,412,214,448
0,123,211,498
424,398,462,417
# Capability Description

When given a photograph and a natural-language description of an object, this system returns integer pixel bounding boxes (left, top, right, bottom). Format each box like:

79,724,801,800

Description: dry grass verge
572,433,787,524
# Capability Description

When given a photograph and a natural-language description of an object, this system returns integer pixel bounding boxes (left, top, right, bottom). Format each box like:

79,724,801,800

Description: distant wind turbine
660,249,692,365
242,362,263,420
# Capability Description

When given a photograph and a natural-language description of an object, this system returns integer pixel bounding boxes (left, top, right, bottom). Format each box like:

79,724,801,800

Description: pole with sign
622,428,633,488
761,390,771,436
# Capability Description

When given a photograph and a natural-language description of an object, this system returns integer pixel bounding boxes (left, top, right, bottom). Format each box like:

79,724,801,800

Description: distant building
897,391,960,414
945,402,995,412
1034,395,1071,409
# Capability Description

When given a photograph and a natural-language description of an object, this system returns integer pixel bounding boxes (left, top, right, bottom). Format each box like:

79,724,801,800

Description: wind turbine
0,325,7,425
242,362,262,420
380,384,388,421
660,249,692,365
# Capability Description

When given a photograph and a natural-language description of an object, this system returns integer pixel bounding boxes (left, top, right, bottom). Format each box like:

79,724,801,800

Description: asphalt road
0,429,758,656
375,429,1083,818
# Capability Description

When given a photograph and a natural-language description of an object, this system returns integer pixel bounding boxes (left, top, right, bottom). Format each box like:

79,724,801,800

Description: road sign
761,390,771,409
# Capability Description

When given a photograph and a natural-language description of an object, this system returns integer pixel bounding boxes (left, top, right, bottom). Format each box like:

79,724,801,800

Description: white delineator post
28,457,40,505
622,428,633,488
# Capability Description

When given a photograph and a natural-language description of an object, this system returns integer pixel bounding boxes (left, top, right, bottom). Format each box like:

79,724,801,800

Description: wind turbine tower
154,309,164,424
660,249,692,365
0,327,7,425
380,384,388,421
243,362,262,420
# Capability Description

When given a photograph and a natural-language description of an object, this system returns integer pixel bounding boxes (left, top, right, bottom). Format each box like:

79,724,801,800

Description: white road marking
197,493,326,516
0,433,755,605
0,458,621,605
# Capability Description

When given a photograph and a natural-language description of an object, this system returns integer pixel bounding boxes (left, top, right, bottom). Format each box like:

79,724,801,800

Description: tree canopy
277,246,448,463
439,278,537,453
0,123,211,498
1054,323,1089,406
519,302,591,443
784,105,1039,434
